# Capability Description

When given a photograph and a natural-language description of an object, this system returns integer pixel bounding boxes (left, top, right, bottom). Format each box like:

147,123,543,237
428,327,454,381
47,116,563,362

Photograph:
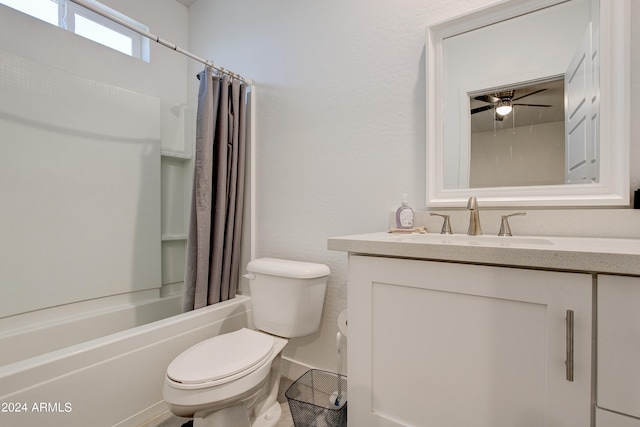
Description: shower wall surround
0,48,161,319
187,0,640,375
0,0,191,357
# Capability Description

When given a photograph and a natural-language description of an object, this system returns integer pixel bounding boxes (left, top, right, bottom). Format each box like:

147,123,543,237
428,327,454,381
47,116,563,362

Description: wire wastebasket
285,369,347,427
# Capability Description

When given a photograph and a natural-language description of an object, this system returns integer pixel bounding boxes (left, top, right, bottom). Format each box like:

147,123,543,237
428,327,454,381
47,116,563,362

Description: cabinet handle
566,309,574,382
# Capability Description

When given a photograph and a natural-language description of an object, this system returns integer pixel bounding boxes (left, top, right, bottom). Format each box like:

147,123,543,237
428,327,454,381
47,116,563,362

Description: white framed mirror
426,0,630,207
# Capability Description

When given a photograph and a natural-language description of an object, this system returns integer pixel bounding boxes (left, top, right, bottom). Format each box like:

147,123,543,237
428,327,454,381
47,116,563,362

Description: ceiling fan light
496,101,512,116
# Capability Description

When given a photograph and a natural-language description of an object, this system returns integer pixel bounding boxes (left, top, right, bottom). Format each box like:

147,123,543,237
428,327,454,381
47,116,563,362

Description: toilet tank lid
247,258,330,279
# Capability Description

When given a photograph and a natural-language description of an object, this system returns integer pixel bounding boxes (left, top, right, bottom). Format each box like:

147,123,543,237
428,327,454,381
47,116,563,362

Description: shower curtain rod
67,0,253,85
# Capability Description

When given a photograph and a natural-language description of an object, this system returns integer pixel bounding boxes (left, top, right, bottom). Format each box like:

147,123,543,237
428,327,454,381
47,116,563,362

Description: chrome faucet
466,196,482,236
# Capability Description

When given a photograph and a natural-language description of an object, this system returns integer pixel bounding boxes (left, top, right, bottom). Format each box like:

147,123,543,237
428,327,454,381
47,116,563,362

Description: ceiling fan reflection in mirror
471,88,551,120
468,78,565,132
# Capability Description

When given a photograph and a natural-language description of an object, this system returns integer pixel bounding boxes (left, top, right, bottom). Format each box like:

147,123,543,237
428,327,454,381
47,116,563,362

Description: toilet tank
246,258,330,338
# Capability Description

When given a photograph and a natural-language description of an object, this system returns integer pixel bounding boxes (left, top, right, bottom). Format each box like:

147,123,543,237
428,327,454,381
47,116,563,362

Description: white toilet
163,258,330,427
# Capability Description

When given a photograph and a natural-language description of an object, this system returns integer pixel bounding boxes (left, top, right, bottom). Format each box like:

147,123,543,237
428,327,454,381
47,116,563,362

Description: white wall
188,0,640,374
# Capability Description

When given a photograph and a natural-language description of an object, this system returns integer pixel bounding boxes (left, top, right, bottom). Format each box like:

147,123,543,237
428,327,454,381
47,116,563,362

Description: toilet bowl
163,258,330,427
163,328,288,426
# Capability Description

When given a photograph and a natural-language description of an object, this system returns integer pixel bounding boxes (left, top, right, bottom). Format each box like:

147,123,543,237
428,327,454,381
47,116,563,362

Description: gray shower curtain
183,67,247,311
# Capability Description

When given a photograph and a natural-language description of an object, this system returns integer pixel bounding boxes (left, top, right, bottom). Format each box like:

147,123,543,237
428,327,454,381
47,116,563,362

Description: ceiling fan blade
474,94,500,104
512,88,547,101
513,103,552,107
471,105,495,114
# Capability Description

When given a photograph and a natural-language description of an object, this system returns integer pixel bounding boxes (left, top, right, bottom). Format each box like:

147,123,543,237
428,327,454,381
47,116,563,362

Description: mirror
426,0,630,207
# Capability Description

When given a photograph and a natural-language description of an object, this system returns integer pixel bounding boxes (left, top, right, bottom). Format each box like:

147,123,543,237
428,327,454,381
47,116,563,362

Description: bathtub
0,295,253,427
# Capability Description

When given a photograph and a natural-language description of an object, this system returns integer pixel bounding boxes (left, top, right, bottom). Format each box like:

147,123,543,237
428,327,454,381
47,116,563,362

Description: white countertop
328,232,640,276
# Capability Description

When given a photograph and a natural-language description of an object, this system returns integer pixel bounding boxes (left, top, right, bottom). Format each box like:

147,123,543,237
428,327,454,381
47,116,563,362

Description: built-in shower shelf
161,150,192,160
162,234,188,241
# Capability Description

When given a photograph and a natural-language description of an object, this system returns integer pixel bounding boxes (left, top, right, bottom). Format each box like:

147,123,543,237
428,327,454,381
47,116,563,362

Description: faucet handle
498,212,526,237
430,213,453,235
467,196,478,210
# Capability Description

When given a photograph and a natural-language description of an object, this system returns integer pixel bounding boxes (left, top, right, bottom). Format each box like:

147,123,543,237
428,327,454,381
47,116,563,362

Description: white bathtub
0,292,185,366
0,295,253,427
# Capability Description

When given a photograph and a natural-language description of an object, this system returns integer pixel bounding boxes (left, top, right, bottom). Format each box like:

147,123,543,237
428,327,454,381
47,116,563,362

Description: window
0,0,150,62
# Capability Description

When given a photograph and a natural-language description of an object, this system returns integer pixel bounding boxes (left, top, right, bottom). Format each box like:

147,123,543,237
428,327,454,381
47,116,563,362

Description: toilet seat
167,328,275,389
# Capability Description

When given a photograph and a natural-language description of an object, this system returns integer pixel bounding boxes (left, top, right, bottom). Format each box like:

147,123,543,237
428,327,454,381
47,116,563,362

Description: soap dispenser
395,194,414,229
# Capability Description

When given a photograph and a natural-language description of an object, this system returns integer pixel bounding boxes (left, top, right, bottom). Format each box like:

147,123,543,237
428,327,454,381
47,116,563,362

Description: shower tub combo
0,295,253,427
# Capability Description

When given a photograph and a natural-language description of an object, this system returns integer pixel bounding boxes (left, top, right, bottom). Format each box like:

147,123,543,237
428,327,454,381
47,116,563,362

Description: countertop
328,232,640,276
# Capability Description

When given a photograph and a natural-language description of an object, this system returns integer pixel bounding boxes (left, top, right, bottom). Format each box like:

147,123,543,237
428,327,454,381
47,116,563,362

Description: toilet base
194,403,250,427
191,401,282,427
252,401,282,427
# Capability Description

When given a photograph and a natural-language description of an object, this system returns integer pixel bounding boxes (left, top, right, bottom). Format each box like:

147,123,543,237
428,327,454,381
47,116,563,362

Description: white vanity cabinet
596,409,640,427
348,255,593,427
597,275,640,425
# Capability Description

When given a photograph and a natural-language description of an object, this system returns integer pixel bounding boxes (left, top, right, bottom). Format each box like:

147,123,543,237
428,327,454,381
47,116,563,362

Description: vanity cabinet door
596,408,640,427
348,255,592,427
598,275,640,419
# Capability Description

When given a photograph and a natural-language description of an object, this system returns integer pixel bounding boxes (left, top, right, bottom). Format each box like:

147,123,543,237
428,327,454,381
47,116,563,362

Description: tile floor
140,377,295,427
144,403,294,427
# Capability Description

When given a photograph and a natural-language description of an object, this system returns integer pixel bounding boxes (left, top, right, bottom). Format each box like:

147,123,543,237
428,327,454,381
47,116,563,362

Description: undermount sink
392,233,555,247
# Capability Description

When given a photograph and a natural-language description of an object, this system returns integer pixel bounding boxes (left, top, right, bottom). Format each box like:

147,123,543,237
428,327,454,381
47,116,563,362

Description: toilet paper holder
338,309,347,337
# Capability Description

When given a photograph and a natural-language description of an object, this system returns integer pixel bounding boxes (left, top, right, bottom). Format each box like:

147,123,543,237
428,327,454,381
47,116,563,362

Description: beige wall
470,121,565,188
